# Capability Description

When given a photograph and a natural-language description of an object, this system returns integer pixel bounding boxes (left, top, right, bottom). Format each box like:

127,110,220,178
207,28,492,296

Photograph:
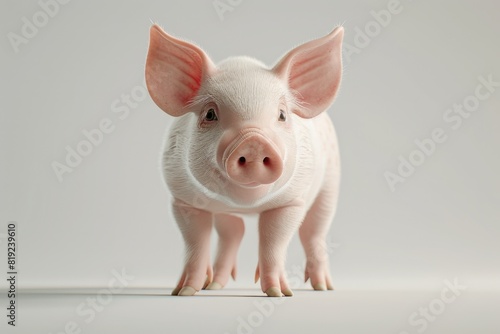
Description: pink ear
145,25,215,116
273,27,344,118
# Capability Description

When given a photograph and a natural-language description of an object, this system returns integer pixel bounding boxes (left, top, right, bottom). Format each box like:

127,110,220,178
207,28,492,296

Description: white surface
1,288,499,334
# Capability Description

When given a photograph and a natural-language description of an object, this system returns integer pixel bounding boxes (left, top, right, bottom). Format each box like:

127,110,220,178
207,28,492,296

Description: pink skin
146,24,343,296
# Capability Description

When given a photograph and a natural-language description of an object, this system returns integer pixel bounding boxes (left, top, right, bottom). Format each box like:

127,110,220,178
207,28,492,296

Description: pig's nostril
263,157,270,165
238,156,246,165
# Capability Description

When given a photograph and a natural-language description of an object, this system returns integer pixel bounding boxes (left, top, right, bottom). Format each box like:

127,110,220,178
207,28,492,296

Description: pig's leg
171,203,213,296
257,206,307,297
299,183,339,291
206,214,245,290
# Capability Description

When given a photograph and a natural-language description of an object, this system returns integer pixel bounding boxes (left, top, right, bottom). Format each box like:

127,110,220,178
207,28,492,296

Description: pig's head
146,25,343,204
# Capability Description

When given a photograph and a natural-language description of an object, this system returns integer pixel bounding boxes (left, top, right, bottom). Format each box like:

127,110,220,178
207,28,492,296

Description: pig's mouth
238,181,264,188
224,177,274,205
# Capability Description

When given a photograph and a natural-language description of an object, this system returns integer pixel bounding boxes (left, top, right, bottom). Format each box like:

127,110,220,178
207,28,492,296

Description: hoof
178,286,197,296
313,283,327,291
265,287,283,297
205,282,223,290
282,287,293,297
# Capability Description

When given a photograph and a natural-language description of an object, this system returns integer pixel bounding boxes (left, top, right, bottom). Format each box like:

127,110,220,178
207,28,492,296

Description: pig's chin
201,168,273,204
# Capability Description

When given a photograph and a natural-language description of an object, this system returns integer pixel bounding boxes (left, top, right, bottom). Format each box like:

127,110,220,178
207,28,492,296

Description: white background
1,0,499,309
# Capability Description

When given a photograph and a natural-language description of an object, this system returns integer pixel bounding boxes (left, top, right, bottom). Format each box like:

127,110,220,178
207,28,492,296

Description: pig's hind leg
299,168,340,291
206,214,245,290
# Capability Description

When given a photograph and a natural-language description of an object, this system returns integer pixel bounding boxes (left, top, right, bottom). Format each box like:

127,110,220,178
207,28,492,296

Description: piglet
145,24,343,297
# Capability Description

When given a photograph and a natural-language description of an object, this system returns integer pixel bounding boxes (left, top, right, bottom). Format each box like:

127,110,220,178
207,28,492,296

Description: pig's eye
200,105,219,128
278,109,286,122
205,108,218,121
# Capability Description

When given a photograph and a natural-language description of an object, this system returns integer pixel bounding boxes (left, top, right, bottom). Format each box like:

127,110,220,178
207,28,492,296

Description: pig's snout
224,132,283,186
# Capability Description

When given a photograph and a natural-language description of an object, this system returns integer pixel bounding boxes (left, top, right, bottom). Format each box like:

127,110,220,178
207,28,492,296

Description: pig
145,24,343,297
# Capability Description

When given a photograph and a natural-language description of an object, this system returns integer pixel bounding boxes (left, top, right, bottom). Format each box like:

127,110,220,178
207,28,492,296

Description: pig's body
146,25,344,297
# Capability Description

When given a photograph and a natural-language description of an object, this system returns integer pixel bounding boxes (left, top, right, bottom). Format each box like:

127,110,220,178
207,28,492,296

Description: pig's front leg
171,202,213,296
257,205,307,297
